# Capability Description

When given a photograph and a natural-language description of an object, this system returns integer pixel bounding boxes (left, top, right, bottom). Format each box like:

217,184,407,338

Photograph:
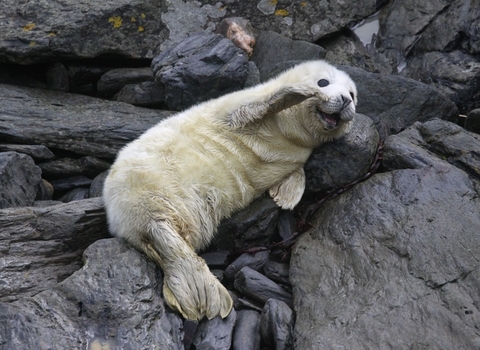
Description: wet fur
103,60,357,320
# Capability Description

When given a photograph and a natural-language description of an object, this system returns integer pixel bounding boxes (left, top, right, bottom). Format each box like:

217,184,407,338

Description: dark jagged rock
192,310,236,350
234,267,292,307
232,309,261,350
97,67,154,97
151,33,249,111
0,152,42,209
0,198,108,302
224,251,269,280
0,144,54,161
260,299,294,350
114,81,165,108
465,109,480,135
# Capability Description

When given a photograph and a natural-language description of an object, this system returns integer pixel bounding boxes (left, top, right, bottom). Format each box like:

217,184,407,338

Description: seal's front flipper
228,83,328,129
269,168,306,210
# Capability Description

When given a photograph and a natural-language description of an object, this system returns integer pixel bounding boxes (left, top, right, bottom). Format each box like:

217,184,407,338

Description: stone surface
234,267,292,307
0,238,184,349
0,198,108,302
0,152,42,209
192,310,236,350
97,67,154,96
0,0,169,64
232,309,261,350
250,30,326,81
114,81,165,108
304,113,379,193
38,156,111,179
465,109,480,135
225,251,269,280
291,120,480,349
0,84,173,159
260,299,294,350
152,33,249,111
0,144,54,161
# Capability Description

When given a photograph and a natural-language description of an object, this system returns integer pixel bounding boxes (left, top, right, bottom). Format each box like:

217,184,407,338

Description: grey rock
89,171,109,198
243,61,261,88
39,156,111,178
0,144,54,161
114,81,165,108
97,67,154,96
465,109,480,135
232,309,261,350
234,267,292,307
36,179,54,201
49,175,92,192
291,121,480,349
215,194,280,251
0,84,173,159
341,65,459,133
193,310,236,350
250,30,326,82
0,198,108,302
260,299,293,350
0,151,42,209
224,251,269,280
46,62,69,92
0,238,184,349
403,51,480,114
304,113,379,193
60,187,90,203
152,33,249,111
200,251,230,269
263,260,290,285
0,0,169,64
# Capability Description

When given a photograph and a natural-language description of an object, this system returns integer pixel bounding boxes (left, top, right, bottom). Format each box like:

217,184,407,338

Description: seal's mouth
317,107,341,129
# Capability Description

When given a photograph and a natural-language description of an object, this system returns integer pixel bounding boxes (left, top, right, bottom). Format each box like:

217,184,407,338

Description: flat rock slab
0,84,173,159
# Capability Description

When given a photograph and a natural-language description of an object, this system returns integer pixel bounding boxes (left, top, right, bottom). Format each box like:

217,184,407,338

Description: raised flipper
269,168,306,210
228,82,328,129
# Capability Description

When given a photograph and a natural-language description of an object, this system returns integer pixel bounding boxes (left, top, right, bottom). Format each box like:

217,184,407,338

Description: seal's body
103,60,357,321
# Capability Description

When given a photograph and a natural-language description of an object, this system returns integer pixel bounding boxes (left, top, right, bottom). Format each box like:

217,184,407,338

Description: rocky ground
0,1,479,349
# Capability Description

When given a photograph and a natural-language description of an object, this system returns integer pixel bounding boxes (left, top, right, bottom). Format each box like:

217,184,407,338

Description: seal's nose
341,95,351,110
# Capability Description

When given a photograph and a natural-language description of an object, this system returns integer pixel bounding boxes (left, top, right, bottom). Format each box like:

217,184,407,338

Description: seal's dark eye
350,92,355,100
317,79,329,87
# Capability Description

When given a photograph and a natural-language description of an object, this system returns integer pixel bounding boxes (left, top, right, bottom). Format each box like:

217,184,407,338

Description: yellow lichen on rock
22,23,36,32
138,26,144,32
108,16,122,29
275,9,289,16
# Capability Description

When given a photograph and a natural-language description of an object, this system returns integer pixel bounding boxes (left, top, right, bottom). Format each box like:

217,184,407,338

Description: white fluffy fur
103,60,357,320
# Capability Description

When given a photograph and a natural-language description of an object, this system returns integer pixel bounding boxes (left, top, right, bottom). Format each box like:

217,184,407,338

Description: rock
38,156,111,179
260,299,293,350
192,310,236,350
263,260,290,285
0,152,42,209
374,0,480,113
403,51,480,114
341,65,459,133
46,62,69,92
304,113,379,193
151,33,249,111
234,267,292,307
0,0,170,64
114,81,165,108
215,195,280,251
216,17,256,57
0,239,184,349
0,198,108,302
97,67,154,97
232,309,261,350
66,62,112,95
60,188,90,203
0,84,173,159
290,120,480,349
250,30,326,82
49,175,92,192
89,171,109,198
224,251,270,280
200,251,230,270
465,109,480,134
0,144,54,161
36,179,54,201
